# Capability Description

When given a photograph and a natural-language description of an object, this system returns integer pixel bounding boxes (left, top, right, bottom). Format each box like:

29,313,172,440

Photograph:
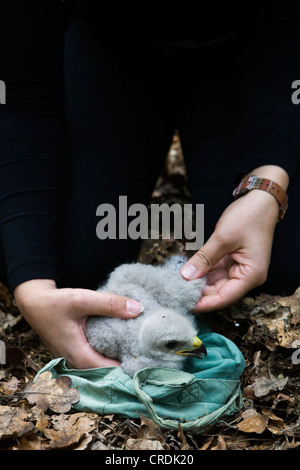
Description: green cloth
36,320,245,433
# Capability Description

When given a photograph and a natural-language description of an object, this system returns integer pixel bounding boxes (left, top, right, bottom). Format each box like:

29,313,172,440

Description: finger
193,277,253,313
64,342,121,369
181,233,232,280
201,278,228,295
53,325,122,369
74,343,121,369
204,257,235,286
69,289,144,319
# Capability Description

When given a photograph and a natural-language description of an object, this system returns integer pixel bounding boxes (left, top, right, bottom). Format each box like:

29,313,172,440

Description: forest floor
0,136,299,451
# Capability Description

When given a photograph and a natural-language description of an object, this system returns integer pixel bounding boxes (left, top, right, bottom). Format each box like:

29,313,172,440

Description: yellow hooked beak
174,336,207,359
193,336,203,348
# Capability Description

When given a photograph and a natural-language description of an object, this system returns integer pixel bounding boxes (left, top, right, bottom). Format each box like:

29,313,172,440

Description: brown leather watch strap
233,175,288,221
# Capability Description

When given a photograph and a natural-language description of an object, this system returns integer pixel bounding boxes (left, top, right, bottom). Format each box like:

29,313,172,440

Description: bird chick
85,256,207,377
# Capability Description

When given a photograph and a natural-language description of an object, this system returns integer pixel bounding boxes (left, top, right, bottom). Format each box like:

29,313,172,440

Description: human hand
14,279,144,369
181,187,281,312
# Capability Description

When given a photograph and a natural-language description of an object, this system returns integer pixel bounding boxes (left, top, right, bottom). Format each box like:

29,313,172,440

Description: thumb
181,233,230,279
70,289,144,319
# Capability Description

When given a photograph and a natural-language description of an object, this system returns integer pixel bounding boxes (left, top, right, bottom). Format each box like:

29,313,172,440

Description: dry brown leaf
240,291,300,351
0,405,35,440
280,438,300,450
262,408,284,424
0,311,22,331
211,435,227,450
0,376,20,394
31,405,50,432
262,409,285,435
125,414,169,450
277,287,300,315
74,434,93,450
43,412,97,450
242,384,256,400
103,414,114,421
198,436,214,450
23,371,80,413
253,372,288,398
125,438,164,450
237,409,269,434
177,422,190,450
90,440,109,450
138,413,165,443
226,436,250,450
16,435,46,451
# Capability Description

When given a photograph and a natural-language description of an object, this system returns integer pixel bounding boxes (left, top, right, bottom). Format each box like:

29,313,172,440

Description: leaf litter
0,135,299,450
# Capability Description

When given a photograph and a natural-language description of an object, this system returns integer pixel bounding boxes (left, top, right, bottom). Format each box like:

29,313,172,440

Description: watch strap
233,175,288,221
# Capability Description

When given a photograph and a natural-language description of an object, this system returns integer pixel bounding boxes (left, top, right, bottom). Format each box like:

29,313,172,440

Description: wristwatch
233,175,288,221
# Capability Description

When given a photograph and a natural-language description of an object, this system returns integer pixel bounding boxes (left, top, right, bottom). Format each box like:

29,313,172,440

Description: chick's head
138,309,207,363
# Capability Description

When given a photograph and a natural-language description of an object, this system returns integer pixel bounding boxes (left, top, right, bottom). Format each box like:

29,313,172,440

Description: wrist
238,188,279,221
246,165,289,191
234,166,289,221
14,279,57,308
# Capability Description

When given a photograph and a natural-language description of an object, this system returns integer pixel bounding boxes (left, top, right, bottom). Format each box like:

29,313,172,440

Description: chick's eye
166,341,178,350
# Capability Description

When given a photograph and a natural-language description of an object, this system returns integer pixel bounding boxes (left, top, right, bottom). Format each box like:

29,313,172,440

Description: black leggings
53,17,300,294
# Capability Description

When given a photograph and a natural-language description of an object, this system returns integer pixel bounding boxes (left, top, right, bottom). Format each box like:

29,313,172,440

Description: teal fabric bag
36,320,245,433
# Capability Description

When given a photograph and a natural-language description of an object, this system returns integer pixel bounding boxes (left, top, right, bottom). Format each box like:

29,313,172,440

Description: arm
181,3,300,310
182,165,288,311
0,2,143,368
0,1,65,290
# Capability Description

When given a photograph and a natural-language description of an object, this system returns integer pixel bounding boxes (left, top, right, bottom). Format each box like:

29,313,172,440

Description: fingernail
126,300,144,314
181,264,198,280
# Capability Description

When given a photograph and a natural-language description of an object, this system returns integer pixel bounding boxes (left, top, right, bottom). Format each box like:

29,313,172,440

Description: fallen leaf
275,319,300,348
125,414,169,450
125,438,165,450
31,405,50,432
90,440,109,450
280,437,300,450
277,287,300,315
0,376,20,394
177,422,190,450
0,311,22,331
241,293,300,351
0,406,35,440
262,409,285,435
43,413,97,450
253,373,288,398
198,436,214,450
103,414,114,422
17,435,46,450
211,435,227,450
237,409,269,434
138,413,165,443
226,436,250,450
23,371,80,413
74,434,93,450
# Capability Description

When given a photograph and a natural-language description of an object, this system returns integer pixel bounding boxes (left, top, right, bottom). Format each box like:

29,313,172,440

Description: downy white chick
85,256,207,377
